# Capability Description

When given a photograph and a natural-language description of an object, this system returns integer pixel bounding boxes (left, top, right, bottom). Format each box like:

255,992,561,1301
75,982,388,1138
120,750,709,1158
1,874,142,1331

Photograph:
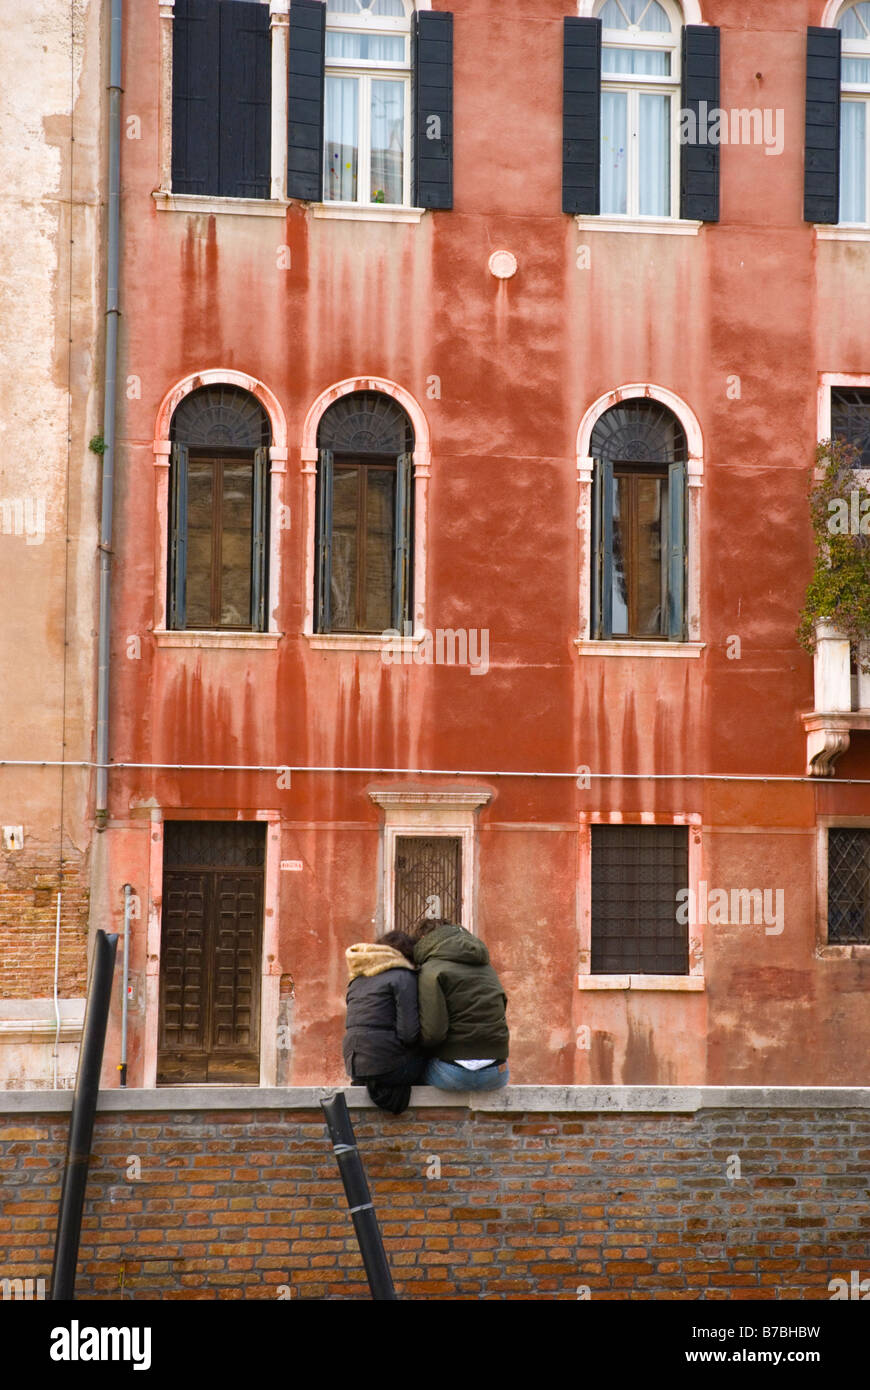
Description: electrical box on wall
2,826,24,851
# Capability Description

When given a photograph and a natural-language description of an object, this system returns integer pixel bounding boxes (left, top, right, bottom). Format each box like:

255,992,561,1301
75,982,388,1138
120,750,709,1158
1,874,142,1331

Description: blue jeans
424,1058,509,1091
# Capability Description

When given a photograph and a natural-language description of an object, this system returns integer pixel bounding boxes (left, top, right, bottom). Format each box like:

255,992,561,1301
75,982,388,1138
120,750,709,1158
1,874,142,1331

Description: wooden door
158,822,264,1084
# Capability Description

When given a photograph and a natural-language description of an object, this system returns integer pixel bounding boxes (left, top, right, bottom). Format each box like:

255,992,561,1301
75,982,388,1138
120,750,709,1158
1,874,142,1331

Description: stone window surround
152,369,289,641
576,811,705,991
301,377,432,653
368,789,492,934
574,382,705,653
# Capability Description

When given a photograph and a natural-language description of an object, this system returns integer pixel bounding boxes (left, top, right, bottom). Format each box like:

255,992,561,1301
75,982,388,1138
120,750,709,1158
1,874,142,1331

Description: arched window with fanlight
590,400,687,640
168,386,271,632
323,0,412,206
838,3,870,223
287,0,453,208
598,0,682,218
315,392,414,632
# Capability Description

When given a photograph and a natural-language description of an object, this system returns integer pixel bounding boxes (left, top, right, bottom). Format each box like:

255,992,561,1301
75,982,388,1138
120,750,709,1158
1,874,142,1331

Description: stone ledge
1,1085,869,1115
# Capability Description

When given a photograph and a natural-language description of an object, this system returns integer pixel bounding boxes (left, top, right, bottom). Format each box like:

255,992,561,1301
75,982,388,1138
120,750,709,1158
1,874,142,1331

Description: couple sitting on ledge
343,919,510,1115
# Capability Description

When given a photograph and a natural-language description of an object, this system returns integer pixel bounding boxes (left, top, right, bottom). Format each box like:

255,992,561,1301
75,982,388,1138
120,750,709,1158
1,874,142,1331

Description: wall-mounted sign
280,860,304,871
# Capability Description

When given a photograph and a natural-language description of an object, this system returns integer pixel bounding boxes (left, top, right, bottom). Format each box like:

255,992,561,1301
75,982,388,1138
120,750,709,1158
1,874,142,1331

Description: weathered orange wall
103,0,870,1088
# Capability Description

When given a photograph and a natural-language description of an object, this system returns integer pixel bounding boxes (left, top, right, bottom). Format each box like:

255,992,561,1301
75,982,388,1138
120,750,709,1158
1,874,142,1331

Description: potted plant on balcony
798,437,870,712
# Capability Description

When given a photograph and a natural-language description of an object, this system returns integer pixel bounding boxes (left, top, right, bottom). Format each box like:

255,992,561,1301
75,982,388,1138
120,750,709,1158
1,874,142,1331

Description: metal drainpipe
95,0,123,831
118,884,132,1086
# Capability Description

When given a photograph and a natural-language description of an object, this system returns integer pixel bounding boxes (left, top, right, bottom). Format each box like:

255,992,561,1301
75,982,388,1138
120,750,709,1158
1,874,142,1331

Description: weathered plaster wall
91,0,870,1088
0,0,104,1077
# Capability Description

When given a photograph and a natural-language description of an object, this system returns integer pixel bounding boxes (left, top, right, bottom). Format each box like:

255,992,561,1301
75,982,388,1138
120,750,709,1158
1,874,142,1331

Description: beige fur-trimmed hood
345,942,416,980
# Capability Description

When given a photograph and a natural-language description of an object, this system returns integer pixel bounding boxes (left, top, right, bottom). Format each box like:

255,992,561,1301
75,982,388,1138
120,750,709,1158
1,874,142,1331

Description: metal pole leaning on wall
51,930,119,1301
320,1092,397,1301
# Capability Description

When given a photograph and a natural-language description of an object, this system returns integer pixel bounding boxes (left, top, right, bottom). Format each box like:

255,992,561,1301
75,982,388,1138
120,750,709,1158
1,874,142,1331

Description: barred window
591,824,688,973
828,828,870,943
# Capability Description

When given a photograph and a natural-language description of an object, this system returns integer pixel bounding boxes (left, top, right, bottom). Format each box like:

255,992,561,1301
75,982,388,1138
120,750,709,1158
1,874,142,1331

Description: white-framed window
368,790,491,934
323,0,413,207
839,2,870,222
597,0,682,218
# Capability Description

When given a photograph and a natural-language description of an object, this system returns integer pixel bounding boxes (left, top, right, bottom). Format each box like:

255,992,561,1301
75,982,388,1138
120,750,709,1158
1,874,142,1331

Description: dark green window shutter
805,26,841,224
220,0,271,198
172,0,220,195
413,11,453,209
392,453,412,630
680,25,720,222
288,0,326,201
251,446,269,631
562,17,600,215
315,449,333,632
592,459,614,638
667,461,686,641
169,443,189,630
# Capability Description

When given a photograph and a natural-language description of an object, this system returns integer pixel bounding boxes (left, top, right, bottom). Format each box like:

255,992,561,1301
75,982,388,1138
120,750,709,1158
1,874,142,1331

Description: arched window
590,399,687,639
838,3,870,222
323,0,412,206
315,392,414,632
168,386,271,632
597,0,682,218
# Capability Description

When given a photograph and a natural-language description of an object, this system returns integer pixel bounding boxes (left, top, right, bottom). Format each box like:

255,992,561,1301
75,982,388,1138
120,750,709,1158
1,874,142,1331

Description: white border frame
577,0,705,22
577,811,705,990
152,369,288,637
574,382,704,648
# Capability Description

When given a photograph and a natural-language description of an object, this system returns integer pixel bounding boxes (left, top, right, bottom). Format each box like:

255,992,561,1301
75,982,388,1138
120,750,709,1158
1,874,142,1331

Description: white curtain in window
841,100,866,223
325,32,405,61
601,90,627,214
324,76,359,201
638,92,669,216
370,79,404,203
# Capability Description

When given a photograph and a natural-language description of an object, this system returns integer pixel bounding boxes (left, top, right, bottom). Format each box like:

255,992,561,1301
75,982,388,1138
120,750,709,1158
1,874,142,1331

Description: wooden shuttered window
169,442,189,631
592,458,686,642
172,0,220,195
413,11,454,210
805,26,841,225
680,24,720,222
315,449,412,635
315,448,334,633
287,0,326,201
172,0,271,199
562,17,601,215
168,444,269,633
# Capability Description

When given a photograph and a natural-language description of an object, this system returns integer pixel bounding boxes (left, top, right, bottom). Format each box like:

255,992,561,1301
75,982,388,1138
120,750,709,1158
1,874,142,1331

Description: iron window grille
591,823,689,973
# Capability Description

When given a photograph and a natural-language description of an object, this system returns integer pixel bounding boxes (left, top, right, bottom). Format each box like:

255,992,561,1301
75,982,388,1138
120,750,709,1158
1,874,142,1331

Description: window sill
575,640,705,658
577,974,705,992
816,944,870,959
304,632,425,652
574,215,702,237
815,224,870,242
153,630,282,649
312,202,426,223
152,191,289,218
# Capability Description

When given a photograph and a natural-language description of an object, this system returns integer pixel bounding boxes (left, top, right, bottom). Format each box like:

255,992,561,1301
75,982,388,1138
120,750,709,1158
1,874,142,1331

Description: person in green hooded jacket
413,919,509,1091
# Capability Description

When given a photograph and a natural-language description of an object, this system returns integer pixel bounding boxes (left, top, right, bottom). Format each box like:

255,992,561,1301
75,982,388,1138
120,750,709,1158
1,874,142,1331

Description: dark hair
413,916,448,940
376,930,417,963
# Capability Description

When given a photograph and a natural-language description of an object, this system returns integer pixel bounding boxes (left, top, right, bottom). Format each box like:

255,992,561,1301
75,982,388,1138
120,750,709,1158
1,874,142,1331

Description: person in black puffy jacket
342,931,425,1114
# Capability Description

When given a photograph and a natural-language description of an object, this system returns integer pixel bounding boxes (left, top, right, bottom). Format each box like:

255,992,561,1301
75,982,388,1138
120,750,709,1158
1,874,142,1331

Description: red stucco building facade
93,0,870,1091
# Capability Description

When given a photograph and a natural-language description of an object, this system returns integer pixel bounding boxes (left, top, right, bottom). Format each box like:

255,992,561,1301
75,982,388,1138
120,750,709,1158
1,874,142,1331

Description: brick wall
1,1093,868,1300
0,855,89,998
